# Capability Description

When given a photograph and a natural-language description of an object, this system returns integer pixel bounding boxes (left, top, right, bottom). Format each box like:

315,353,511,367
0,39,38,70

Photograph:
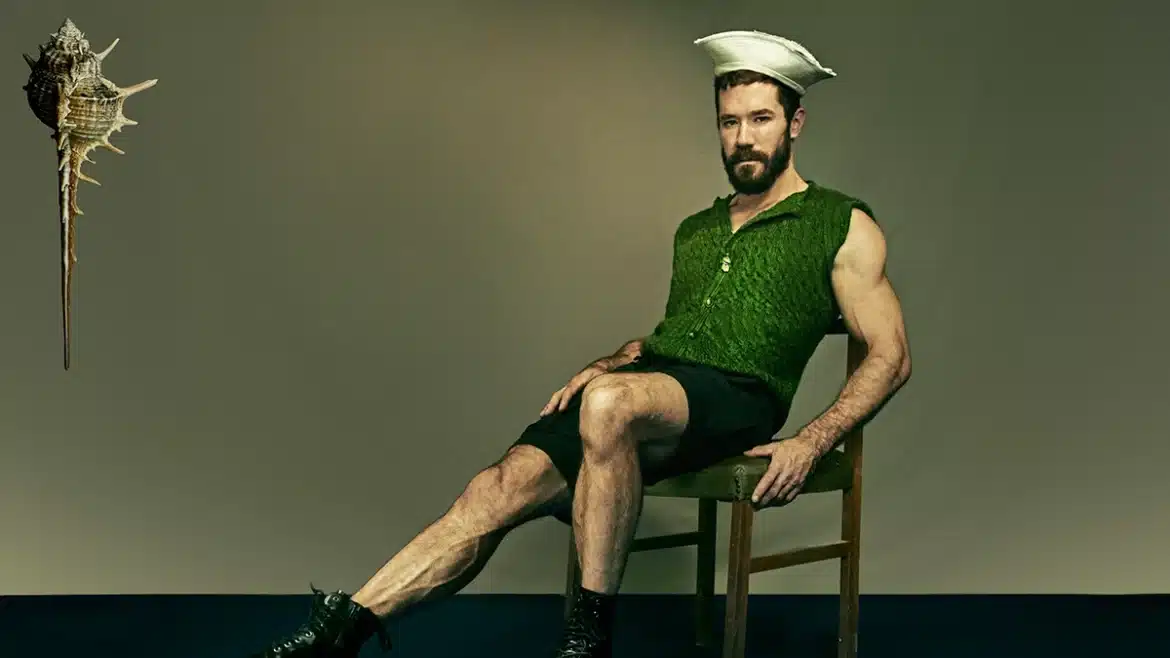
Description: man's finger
764,465,799,505
743,444,773,457
542,389,564,416
540,391,559,412
751,466,782,504
750,478,770,504
557,382,580,412
759,471,782,505
769,476,791,505
776,468,806,503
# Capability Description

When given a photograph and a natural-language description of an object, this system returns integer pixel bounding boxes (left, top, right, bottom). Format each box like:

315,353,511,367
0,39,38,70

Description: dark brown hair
713,69,802,121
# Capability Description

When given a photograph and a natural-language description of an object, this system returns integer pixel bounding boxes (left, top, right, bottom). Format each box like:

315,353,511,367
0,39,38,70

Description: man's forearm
795,349,911,456
590,338,645,371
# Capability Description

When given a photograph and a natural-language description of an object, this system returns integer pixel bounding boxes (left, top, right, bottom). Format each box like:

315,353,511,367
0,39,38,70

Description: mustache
728,148,768,163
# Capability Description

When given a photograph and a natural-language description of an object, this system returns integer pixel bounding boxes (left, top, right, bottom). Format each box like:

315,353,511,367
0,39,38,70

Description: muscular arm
795,208,912,457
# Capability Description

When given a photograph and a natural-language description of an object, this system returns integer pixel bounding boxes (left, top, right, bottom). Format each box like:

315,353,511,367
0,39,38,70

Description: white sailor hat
694,30,836,96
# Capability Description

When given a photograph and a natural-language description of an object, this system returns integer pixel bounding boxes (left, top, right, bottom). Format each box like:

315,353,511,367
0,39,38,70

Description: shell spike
95,38,119,61
23,53,36,69
119,79,157,97
100,139,125,155
78,171,101,186
58,18,81,36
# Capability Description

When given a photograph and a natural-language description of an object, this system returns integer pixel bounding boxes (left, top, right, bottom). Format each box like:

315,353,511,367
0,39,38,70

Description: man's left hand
744,435,823,507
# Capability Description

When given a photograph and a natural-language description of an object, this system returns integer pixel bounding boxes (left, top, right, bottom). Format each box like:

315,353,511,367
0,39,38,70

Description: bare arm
795,208,912,457
590,338,645,371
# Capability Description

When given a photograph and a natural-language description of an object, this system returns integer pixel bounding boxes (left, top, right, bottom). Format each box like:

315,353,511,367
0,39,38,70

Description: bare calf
352,444,567,617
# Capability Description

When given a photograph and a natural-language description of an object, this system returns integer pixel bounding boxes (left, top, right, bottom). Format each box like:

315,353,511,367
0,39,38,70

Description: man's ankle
569,586,616,632
558,587,616,657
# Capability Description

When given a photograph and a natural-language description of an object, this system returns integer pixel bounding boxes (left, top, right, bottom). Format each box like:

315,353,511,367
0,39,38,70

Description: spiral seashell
22,18,157,370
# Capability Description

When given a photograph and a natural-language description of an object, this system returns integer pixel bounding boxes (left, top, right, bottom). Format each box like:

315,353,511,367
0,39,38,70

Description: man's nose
735,124,754,146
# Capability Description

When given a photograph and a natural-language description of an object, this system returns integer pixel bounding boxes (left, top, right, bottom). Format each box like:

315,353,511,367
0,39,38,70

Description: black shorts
512,351,787,491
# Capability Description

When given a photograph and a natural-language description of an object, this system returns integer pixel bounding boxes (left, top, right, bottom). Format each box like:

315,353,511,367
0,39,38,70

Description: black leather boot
251,586,391,658
555,586,615,658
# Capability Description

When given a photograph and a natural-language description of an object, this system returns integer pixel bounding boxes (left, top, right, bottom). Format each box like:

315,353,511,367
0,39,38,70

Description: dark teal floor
0,593,1165,657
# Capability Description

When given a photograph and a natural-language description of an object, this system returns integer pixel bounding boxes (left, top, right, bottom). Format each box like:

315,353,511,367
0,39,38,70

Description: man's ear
788,106,807,139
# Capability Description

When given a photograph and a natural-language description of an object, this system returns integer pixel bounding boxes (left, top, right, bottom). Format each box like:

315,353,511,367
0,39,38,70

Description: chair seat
645,448,851,503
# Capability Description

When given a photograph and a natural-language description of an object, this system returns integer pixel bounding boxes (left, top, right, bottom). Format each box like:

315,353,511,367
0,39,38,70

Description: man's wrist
590,356,620,372
592,351,640,373
792,425,839,457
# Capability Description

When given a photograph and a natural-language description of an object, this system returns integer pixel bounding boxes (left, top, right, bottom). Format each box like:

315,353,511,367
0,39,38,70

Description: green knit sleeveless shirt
642,180,874,409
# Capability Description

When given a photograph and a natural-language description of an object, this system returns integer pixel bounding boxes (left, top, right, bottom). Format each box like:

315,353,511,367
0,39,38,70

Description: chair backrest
825,317,865,481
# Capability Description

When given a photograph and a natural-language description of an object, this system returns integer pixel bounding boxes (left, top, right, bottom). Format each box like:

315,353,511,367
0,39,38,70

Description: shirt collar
716,179,816,226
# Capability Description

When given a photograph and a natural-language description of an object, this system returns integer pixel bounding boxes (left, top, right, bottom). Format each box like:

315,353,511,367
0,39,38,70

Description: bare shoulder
834,207,887,277
828,205,910,363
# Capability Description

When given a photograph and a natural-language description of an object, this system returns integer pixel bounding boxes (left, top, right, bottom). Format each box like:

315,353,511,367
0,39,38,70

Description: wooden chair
564,318,865,658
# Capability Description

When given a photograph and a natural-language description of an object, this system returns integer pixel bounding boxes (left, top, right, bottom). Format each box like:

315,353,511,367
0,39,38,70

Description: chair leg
838,487,862,658
722,501,754,658
565,527,581,620
695,499,718,648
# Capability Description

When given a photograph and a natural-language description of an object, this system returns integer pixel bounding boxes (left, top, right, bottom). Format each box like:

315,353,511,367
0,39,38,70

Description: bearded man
249,30,911,658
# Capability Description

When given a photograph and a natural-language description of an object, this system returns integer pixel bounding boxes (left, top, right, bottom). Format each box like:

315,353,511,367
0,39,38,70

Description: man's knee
579,374,643,453
584,373,648,417
578,373,689,457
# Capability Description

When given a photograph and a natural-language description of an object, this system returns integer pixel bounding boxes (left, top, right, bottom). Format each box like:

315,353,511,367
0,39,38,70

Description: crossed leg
350,370,689,618
248,369,694,658
238,351,732,658
572,371,690,595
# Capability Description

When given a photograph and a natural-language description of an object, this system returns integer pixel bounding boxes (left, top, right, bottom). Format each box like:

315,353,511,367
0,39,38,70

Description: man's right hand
539,360,613,417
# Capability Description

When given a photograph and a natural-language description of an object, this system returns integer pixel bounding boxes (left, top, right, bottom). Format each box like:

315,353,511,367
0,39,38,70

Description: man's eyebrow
718,109,775,120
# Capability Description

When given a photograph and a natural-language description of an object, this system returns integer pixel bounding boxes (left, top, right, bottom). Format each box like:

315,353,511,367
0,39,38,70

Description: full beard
722,132,792,195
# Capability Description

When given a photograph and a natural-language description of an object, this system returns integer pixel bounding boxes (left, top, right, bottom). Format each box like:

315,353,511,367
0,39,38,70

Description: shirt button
687,331,696,338
704,298,711,305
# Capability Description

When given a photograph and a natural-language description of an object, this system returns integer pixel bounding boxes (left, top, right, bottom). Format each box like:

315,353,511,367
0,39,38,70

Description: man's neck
731,168,808,214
